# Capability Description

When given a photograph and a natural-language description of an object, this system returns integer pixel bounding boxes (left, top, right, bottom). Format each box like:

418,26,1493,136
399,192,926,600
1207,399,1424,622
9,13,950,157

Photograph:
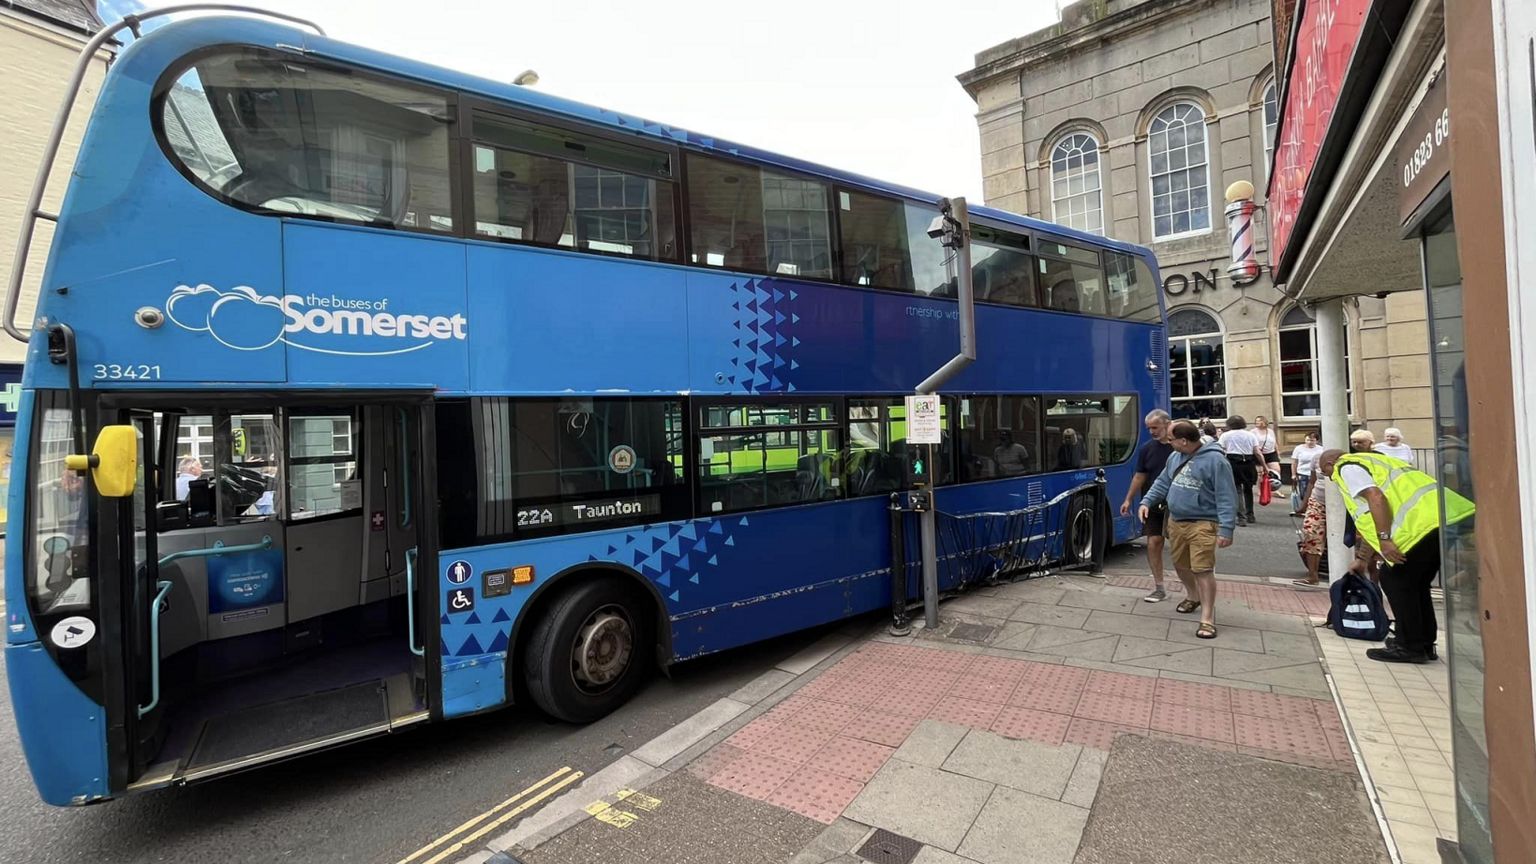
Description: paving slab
1163,621,1267,653
990,621,1039,651
1072,735,1389,864
1110,635,1203,662
779,633,856,675
1055,590,1142,613
1028,624,1114,650
1080,610,1172,640
1049,635,1121,662
941,728,1083,799
956,786,1088,864
1115,646,1215,676
891,720,969,768
912,846,984,864
1061,747,1108,808
844,760,995,852
729,669,799,705
1008,602,1092,628
1261,630,1323,659
941,594,1024,620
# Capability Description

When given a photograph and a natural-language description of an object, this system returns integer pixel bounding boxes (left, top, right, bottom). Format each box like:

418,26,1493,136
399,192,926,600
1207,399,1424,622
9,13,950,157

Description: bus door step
182,680,391,782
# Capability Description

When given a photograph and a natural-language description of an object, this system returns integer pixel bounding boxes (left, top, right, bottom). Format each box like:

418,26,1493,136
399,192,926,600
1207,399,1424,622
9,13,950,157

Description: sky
112,0,1065,202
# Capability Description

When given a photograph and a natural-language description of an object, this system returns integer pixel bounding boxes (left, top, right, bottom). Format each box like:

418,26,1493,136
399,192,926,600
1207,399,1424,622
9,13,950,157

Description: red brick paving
699,633,1352,823
1105,573,1332,618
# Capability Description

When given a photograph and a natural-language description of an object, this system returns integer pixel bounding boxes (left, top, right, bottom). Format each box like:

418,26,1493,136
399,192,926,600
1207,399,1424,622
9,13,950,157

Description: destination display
515,493,663,530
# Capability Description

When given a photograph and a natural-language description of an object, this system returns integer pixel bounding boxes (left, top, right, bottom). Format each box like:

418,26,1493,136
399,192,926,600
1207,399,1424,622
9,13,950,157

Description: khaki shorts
1167,519,1219,572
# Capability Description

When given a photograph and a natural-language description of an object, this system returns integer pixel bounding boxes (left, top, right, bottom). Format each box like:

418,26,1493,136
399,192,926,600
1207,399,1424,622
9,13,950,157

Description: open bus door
101,397,436,793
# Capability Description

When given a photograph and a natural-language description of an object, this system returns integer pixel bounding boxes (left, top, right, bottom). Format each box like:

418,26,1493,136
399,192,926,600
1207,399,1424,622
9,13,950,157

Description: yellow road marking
418,769,585,864
395,766,577,864
594,808,638,828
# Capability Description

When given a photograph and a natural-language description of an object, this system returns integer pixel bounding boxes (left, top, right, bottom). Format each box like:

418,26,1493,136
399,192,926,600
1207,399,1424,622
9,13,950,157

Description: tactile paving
1074,690,1154,726
1064,717,1146,750
1009,681,1085,715
766,766,866,824
927,696,1003,730
990,705,1072,746
1230,690,1327,724
686,742,745,781
1083,670,1158,701
708,750,801,800
845,708,923,748
1148,730,1237,753
1018,662,1091,689
1231,712,1334,760
1154,677,1233,712
725,717,783,751
759,720,839,763
870,688,943,716
793,699,864,735
1148,701,1236,744
811,735,895,783
950,673,1020,704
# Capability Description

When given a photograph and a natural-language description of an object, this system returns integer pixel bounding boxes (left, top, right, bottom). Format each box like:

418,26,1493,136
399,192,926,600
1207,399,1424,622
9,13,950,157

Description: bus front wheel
523,577,654,723
1065,493,1097,565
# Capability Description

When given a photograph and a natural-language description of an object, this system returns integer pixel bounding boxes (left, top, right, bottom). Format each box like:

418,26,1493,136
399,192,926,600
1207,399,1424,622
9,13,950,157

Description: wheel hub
572,607,633,693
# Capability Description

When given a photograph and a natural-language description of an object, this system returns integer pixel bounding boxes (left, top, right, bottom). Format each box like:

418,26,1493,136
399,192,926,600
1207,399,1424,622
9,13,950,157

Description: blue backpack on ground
1327,570,1390,641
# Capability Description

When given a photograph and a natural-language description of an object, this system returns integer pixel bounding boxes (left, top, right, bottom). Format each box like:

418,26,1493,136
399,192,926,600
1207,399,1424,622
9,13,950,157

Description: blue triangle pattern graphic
464,611,482,625
491,608,511,623
457,633,485,656
487,630,510,652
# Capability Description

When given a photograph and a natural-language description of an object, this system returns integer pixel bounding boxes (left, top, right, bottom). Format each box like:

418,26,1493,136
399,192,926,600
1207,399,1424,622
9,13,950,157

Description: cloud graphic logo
164,283,468,356
167,284,285,351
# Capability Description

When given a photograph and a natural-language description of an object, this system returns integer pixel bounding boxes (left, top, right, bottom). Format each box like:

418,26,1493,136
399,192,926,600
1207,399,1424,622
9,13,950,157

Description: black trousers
1227,455,1256,519
1381,529,1441,651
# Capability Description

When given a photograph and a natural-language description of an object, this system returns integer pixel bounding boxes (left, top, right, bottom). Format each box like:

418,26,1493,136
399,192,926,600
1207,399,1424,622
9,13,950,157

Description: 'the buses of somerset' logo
165,284,468,356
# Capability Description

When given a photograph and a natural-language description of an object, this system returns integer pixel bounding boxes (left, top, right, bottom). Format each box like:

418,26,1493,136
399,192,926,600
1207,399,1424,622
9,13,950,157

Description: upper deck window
686,155,833,279
836,190,950,296
470,113,678,260
158,50,454,231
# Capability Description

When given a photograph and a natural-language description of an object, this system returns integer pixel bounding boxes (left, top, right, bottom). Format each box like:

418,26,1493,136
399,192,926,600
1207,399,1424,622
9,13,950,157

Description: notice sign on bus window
516,494,662,531
907,395,941,444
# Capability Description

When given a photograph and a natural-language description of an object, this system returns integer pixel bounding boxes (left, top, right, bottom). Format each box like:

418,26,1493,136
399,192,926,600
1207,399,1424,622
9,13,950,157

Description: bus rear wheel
523,577,654,723
1065,493,1097,564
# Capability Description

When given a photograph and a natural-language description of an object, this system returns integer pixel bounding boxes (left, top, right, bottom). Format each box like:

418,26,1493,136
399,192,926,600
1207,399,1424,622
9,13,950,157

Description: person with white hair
1374,427,1415,465
174,455,204,500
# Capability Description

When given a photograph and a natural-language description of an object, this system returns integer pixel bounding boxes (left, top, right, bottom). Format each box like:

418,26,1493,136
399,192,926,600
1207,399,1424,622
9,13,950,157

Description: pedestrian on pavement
1120,408,1175,603
1219,416,1265,525
1253,415,1279,473
1373,427,1416,465
1289,431,1323,514
1200,421,1219,445
1349,428,1375,453
1292,456,1329,587
1316,448,1475,662
1139,419,1238,640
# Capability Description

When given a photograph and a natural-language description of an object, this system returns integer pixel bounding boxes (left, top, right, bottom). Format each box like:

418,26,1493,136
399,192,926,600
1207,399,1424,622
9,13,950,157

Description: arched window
1148,102,1211,239
1167,307,1225,419
1262,83,1279,180
1278,305,1353,417
1050,132,1103,235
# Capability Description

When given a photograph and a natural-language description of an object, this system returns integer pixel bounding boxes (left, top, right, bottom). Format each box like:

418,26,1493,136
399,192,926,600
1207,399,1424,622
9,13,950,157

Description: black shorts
1142,507,1166,537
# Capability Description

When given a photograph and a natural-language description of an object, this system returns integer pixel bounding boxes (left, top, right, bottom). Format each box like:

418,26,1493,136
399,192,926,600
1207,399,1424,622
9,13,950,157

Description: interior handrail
4,4,325,344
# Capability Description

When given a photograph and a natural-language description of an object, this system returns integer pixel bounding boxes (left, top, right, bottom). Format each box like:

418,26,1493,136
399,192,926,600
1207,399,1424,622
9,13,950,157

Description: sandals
1291,579,1324,589
1196,623,1218,639
1175,599,1201,614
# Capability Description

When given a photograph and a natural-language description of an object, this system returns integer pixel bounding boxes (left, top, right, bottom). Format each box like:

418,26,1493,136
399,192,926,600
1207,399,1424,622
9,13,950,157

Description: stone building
958,0,1435,469
0,0,111,525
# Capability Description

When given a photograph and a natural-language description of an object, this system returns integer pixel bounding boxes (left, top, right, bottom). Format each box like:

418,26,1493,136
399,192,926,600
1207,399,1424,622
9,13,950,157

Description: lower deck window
696,402,841,514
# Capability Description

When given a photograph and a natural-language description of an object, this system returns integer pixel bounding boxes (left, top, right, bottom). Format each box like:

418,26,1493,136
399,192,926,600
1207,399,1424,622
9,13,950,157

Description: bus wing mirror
64,424,138,498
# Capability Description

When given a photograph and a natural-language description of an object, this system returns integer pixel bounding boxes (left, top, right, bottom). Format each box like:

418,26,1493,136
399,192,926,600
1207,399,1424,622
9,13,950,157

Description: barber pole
1224,180,1261,285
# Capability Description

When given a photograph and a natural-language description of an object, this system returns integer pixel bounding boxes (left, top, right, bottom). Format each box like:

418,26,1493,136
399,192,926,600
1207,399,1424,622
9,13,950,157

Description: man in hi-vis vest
1317,449,1475,663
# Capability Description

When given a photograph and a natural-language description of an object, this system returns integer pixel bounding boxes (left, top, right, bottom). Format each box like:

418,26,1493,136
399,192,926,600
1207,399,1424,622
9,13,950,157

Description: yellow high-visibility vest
1332,452,1475,554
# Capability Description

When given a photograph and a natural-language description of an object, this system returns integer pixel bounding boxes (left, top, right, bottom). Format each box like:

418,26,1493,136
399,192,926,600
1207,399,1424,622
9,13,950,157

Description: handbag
1148,455,1193,516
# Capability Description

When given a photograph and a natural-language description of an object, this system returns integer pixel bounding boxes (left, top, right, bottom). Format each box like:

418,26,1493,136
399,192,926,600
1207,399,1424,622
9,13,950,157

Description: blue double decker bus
3,11,1166,805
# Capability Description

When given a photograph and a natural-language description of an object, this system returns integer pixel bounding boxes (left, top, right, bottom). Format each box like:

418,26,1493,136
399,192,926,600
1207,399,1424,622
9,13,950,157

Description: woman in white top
1253,416,1279,468
1373,427,1416,465
1289,431,1323,514
1219,416,1266,525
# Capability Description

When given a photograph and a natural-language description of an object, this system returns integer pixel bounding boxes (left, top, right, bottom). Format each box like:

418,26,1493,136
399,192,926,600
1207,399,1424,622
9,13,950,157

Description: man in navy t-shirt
1119,408,1175,601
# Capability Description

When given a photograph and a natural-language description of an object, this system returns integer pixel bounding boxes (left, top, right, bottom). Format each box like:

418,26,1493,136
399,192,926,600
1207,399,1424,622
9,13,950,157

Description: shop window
1168,308,1226,419
1262,82,1279,180
846,398,954,494
1278,305,1352,417
1044,396,1138,469
696,401,841,514
1049,132,1104,235
1148,102,1212,239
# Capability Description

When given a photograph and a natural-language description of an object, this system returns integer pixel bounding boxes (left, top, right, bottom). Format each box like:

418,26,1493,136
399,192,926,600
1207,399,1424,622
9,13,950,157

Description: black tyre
1065,493,1097,564
523,577,654,723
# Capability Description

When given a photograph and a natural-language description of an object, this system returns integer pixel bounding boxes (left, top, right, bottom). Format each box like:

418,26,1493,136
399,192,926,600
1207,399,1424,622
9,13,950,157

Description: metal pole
914,198,976,629
1315,298,1350,584
889,493,910,636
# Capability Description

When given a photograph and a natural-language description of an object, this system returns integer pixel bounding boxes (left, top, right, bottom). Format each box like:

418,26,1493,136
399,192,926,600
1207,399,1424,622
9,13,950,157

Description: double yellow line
394,766,585,864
